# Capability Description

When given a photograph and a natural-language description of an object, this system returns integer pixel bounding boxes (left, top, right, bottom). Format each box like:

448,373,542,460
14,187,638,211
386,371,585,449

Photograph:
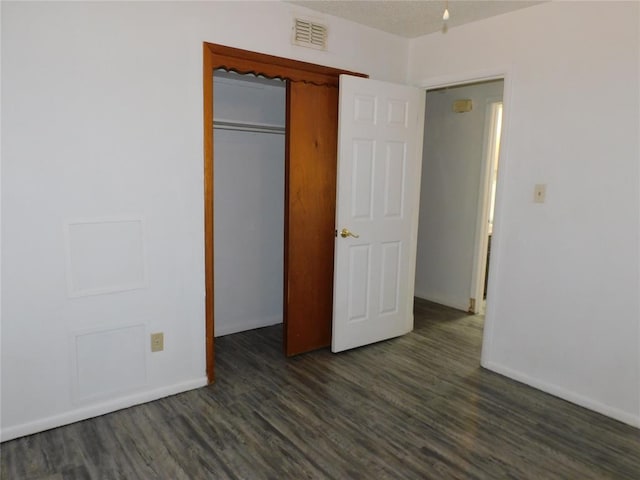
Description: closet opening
213,70,287,339
203,42,367,382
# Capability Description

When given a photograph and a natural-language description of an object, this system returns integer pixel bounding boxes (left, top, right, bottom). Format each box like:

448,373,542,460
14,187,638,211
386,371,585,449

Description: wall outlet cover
533,184,546,203
150,332,164,352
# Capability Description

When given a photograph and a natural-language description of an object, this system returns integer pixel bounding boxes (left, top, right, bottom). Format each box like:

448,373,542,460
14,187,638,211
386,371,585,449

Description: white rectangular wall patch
64,216,147,297
72,324,147,403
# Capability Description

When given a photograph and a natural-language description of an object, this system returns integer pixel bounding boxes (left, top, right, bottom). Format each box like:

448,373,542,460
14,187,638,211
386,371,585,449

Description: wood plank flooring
2,299,639,479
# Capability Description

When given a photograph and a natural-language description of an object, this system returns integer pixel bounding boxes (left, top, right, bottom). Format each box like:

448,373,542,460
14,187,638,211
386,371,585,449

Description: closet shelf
213,119,286,135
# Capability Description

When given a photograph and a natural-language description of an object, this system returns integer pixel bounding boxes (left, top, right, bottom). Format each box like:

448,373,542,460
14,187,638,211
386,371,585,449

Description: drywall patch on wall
72,324,147,402
65,217,147,297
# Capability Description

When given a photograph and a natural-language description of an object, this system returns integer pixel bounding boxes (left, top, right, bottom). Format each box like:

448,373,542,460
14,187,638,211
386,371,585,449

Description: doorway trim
203,43,364,383
470,98,503,313
418,67,512,368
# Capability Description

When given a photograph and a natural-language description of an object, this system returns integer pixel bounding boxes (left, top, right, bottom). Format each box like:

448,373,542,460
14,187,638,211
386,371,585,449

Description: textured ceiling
288,1,546,38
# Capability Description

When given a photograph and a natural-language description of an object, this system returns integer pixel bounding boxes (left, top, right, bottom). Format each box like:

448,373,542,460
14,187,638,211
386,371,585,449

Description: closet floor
2,298,639,479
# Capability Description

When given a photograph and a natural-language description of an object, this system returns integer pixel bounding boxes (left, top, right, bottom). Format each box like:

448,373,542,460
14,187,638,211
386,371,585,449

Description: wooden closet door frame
203,43,364,383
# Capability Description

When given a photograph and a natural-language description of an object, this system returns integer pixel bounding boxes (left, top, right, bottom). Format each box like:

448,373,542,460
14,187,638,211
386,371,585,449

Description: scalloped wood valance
204,43,366,86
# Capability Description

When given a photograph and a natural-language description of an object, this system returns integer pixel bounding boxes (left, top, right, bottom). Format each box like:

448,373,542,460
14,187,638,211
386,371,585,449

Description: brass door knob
340,228,360,238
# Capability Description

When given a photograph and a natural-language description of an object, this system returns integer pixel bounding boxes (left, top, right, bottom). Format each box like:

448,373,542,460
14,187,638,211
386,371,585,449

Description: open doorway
414,79,505,315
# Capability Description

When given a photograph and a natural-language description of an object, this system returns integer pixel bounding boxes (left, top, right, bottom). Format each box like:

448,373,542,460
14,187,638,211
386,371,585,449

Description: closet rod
213,119,286,135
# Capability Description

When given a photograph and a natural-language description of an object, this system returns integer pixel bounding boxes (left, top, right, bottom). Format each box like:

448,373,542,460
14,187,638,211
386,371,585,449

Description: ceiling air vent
293,18,327,50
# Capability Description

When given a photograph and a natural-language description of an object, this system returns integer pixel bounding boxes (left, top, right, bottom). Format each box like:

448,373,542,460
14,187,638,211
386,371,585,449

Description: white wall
415,80,503,311
409,1,640,426
214,74,285,336
0,1,409,441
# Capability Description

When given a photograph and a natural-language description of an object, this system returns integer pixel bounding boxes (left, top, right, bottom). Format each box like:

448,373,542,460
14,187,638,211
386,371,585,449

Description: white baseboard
215,315,282,337
482,360,640,428
414,290,469,312
0,376,208,442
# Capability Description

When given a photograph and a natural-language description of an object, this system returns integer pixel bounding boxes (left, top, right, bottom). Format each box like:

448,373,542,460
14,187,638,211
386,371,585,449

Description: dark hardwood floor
2,299,639,479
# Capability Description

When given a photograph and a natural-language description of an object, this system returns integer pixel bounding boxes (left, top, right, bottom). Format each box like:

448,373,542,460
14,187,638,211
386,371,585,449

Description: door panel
332,75,425,353
284,81,339,356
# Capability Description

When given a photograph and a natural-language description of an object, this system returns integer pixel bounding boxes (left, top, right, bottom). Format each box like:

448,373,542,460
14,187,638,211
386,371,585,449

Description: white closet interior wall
213,71,286,336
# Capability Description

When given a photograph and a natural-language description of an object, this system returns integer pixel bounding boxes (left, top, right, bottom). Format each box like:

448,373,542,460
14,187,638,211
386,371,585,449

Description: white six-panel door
332,75,425,352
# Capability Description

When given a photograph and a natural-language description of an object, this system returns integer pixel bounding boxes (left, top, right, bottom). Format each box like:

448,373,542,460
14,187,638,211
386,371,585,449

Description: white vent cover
293,18,327,50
